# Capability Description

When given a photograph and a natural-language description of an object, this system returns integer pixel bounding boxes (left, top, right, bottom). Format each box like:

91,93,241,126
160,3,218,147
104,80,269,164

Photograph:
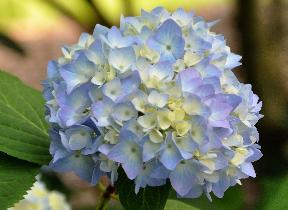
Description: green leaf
256,175,288,210
106,201,125,210
0,153,39,210
165,200,200,210
0,70,50,165
116,168,171,210
168,185,244,210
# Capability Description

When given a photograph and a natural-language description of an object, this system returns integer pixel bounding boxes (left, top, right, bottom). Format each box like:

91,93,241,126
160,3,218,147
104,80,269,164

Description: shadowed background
0,0,287,209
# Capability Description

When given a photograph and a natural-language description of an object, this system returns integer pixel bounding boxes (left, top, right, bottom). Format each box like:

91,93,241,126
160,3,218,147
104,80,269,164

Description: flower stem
96,184,116,210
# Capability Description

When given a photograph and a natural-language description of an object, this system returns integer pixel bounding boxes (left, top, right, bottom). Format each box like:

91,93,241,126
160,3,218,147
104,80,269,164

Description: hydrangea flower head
43,7,263,199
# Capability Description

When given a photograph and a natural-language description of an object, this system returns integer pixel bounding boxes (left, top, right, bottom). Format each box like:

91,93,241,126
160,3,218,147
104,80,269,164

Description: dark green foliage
0,153,39,210
116,168,171,210
0,70,50,165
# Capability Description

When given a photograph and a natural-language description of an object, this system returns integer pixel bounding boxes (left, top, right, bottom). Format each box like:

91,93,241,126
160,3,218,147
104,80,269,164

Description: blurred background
0,0,287,209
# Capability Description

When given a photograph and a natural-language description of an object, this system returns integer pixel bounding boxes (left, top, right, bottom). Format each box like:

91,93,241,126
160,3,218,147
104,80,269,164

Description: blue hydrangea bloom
43,7,263,200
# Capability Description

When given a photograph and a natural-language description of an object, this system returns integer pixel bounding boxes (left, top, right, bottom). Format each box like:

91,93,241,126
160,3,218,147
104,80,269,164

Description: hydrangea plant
43,7,263,201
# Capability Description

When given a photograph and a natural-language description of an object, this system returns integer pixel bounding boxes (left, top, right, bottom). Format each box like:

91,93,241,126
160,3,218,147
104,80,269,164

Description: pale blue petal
120,70,141,96
212,94,242,110
56,84,91,110
47,60,59,79
183,94,210,117
143,140,162,162
108,47,136,72
147,37,165,54
82,135,103,155
169,160,199,196
185,30,211,52
246,145,262,162
98,144,114,155
195,58,221,78
66,125,93,150
135,162,166,193
190,116,209,147
155,19,182,43
150,61,173,81
209,102,233,121
111,102,137,122
184,184,203,198
123,159,142,180
203,77,221,93
240,162,256,178
106,26,136,48
212,172,230,198
174,135,197,159
91,97,114,127
60,70,88,94
171,36,185,59
148,19,184,61
89,85,104,102
108,130,142,179
60,53,96,93
93,24,109,38
58,106,89,127
194,84,215,98
159,133,183,170
102,78,122,101
178,68,202,92
59,131,70,150
85,39,105,65
49,129,72,162
150,7,169,17
91,162,106,185
50,154,95,183
150,164,170,179
225,53,242,69
172,8,194,26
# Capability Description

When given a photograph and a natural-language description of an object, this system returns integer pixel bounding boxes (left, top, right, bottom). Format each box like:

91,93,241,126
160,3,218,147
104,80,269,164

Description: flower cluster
9,181,70,210
43,7,263,199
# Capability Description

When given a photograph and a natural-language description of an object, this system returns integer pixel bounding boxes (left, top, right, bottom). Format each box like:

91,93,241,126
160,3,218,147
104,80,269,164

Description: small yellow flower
168,97,184,111
104,129,119,144
174,121,191,136
184,51,203,66
149,129,164,143
231,148,249,166
140,46,160,63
